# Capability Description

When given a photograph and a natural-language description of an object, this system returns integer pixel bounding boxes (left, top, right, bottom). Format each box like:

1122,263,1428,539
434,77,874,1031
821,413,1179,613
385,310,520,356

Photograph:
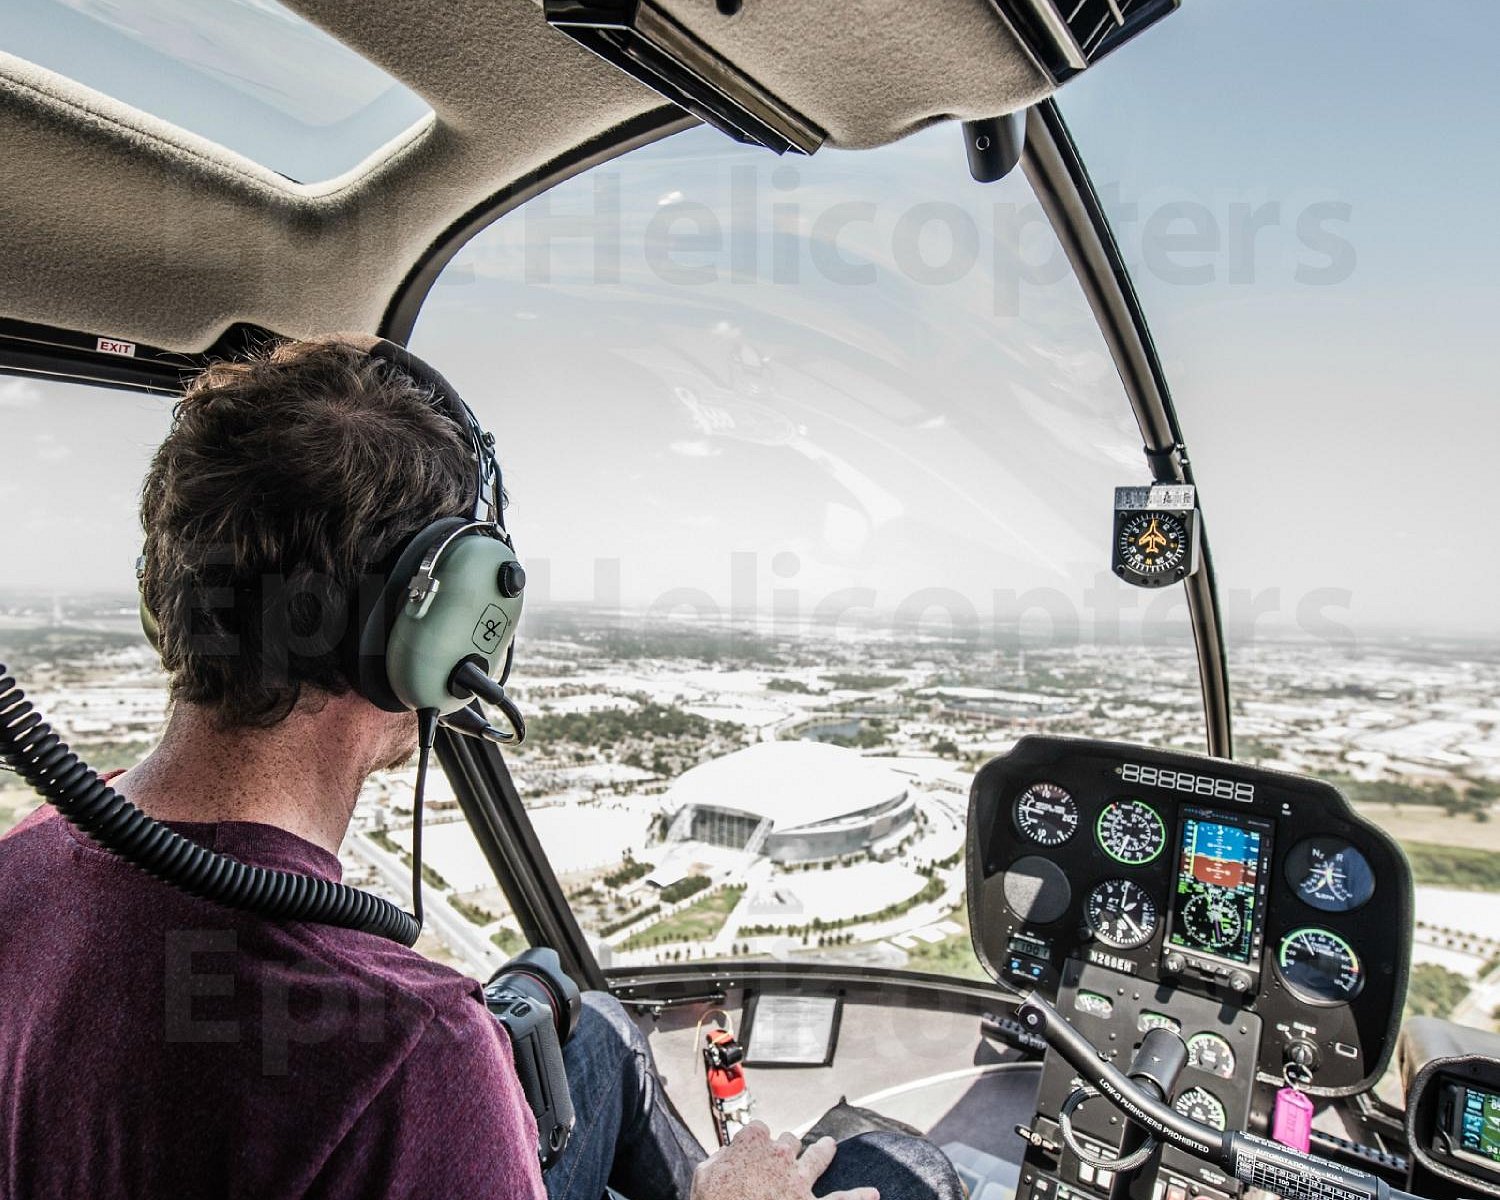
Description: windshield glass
411,124,1203,980
1064,0,1500,1027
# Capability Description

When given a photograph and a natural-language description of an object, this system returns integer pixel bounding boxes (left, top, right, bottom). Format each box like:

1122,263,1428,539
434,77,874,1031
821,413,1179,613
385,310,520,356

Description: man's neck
112,698,386,856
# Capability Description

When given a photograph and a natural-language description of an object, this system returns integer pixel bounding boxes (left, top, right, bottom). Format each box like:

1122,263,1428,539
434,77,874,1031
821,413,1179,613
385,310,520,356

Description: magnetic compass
1118,512,1188,576
1111,485,1201,589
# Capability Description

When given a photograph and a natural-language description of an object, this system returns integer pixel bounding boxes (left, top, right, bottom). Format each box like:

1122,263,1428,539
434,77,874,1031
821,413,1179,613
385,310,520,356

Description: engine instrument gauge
1174,1086,1227,1130
1185,1032,1236,1079
1181,891,1244,952
1277,927,1364,1003
1096,800,1166,866
1076,991,1114,1018
1014,782,1079,847
1138,1011,1180,1035
1084,879,1159,949
1284,837,1375,913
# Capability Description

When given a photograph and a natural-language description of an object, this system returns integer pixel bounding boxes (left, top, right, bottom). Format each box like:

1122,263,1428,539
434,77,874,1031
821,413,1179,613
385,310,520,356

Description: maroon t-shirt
0,803,546,1200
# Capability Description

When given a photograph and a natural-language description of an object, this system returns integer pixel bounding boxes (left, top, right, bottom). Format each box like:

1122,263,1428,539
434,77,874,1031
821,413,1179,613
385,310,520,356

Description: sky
2,0,1497,644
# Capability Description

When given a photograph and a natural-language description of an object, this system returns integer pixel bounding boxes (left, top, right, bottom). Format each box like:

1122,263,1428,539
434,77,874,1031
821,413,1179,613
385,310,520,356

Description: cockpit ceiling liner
0,0,1075,356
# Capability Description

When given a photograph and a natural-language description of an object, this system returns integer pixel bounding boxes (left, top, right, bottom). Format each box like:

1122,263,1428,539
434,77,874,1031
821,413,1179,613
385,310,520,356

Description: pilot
0,338,962,1200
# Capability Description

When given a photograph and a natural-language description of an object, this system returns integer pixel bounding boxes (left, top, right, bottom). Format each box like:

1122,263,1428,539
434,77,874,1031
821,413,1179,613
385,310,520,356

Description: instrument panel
968,736,1413,1096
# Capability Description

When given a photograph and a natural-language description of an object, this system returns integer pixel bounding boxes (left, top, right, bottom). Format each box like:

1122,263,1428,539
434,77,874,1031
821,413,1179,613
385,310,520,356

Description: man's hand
690,1121,877,1200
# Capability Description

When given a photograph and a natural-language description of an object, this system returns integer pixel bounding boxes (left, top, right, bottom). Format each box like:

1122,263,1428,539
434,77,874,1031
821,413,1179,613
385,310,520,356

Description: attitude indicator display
1167,808,1273,969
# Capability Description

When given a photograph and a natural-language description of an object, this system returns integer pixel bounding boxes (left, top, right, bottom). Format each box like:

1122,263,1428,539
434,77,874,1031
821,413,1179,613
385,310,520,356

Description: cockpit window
0,377,170,831
0,0,432,183
411,125,1203,980
1063,0,1500,1023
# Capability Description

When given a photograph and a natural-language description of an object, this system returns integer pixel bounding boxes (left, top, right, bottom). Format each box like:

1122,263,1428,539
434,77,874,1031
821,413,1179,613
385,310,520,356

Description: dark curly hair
140,337,475,727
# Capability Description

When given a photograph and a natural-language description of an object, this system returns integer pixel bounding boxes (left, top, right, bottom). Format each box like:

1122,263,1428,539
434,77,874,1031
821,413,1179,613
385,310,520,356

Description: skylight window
1,0,432,184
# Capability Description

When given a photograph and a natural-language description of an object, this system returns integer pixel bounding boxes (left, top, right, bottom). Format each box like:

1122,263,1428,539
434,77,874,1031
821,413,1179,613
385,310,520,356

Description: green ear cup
139,593,161,653
385,533,524,714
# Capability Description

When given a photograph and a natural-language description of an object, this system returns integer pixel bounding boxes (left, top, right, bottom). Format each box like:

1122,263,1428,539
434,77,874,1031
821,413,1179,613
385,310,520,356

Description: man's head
140,337,475,740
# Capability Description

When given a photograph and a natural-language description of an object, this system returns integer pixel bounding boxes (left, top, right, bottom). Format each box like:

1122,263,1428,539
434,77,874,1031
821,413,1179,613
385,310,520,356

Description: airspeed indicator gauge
1096,799,1166,866
1014,782,1079,847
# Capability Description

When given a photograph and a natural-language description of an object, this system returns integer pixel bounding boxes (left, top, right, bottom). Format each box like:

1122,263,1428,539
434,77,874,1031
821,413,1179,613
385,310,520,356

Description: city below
3,593,1498,1033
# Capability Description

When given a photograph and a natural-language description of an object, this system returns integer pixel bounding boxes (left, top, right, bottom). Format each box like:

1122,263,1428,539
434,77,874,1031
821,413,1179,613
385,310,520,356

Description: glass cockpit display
1167,809,1272,966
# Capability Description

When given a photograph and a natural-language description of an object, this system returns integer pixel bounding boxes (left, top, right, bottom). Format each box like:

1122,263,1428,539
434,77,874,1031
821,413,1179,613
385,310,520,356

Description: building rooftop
665,741,907,832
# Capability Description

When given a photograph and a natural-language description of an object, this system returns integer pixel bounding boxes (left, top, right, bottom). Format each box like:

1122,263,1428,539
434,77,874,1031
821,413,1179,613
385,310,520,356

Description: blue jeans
545,993,964,1200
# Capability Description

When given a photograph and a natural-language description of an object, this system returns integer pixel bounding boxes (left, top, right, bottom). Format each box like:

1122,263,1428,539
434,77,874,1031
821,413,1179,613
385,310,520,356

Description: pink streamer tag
1272,1085,1314,1153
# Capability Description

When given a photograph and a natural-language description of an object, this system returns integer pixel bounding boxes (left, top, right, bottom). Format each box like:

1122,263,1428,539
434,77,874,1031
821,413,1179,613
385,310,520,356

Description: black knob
497,561,527,597
1228,970,1252,993
1286,1039,1319,1070
1163,951,1186,974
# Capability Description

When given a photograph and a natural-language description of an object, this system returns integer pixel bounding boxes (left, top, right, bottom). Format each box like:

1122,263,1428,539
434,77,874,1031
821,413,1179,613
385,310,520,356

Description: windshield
410,124,1203,980
1063,0,1500,1027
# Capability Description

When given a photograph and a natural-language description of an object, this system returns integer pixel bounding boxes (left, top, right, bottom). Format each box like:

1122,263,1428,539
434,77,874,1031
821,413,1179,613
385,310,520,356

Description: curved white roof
666,741,907,832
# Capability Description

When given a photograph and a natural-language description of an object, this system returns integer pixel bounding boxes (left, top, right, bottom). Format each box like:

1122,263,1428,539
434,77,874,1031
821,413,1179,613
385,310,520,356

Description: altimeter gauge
1112,484,1201,588
1084,878,1159,949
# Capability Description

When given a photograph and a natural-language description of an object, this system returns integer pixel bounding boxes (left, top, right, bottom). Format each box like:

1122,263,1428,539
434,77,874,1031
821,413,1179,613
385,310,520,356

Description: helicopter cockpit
2,1,1499,1199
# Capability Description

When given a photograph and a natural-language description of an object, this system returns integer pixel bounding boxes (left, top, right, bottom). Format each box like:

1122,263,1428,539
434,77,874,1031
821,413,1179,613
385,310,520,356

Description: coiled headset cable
0,665,421,946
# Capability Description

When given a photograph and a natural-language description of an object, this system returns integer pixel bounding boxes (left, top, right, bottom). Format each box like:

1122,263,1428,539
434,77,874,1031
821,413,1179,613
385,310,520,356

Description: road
347,829,507,977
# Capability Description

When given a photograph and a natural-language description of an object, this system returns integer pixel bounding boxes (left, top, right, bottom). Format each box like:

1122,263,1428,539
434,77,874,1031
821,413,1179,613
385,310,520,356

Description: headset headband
336,334,504,530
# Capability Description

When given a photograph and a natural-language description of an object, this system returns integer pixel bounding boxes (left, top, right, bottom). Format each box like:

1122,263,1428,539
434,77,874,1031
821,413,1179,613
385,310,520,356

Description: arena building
662,741,915,864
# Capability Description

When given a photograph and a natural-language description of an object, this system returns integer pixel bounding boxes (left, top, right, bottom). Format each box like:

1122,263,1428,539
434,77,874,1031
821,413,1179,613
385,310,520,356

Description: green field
1406,963,1470,1019
900,909,990,983
620,886,745,950
1403,841,1500,891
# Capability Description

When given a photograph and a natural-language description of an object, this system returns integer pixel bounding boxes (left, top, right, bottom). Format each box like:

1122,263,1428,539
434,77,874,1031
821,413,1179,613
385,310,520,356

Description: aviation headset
138,335,527,733
0,338,524,946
